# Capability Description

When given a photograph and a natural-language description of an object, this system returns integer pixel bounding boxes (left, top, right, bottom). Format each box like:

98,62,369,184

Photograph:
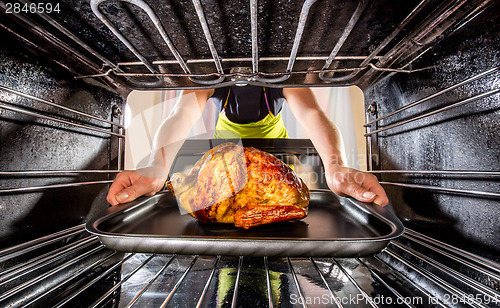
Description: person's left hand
325,165,389,206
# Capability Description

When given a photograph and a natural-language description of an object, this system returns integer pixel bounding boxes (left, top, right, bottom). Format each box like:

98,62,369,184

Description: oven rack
0,225,499,307
84,0,491,87
3,0,494,88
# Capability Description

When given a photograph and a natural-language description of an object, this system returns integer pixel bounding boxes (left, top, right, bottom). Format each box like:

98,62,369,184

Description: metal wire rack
2,0,493,88
0,225,499,307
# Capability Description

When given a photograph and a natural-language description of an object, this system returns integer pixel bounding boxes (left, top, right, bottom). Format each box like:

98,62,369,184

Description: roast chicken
166,143,310,229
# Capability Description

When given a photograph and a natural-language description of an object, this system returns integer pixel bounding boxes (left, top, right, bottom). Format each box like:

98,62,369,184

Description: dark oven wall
363,0,500,261
0,14,127,248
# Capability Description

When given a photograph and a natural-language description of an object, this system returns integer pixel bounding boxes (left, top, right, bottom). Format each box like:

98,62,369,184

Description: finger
370,184,389,206
342,182,377,203
106,173,133,206
107,188,120,206
373,195,389,207
362,175,389,206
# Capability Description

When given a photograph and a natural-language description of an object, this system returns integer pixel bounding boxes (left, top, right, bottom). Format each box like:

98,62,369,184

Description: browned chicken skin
166,143,310,229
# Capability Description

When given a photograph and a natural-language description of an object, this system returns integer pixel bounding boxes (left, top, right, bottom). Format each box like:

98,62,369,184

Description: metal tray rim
86,189,404,243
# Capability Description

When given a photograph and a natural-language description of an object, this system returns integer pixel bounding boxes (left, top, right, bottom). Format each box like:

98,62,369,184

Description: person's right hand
106,169,166,206
325,165,389,206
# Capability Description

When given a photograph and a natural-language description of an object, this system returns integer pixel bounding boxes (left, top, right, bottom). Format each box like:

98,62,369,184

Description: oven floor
0,226,499,307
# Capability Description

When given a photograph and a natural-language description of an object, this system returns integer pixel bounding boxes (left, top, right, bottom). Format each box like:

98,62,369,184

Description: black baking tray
86,190,404,257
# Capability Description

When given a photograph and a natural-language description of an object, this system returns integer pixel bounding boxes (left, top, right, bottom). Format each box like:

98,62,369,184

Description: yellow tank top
214,112,288,139
214,87,289,139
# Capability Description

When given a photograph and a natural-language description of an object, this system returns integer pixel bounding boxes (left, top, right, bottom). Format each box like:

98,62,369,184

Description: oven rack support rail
0,84,123,194
0,85,124,137
364,88,500,137
0,225,499,307
3,0,494,88
371,170,500,199
362,65,500,200
363,66,500,128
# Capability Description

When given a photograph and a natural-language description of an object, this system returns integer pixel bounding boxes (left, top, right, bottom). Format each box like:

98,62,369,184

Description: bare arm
107,89,214,205
283,87,388,206
147,89,214,173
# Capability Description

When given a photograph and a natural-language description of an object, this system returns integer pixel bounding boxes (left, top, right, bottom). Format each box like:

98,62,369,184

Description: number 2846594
5,2,61,14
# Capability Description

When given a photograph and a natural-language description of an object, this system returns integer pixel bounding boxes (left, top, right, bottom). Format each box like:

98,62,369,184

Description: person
106,86,389,207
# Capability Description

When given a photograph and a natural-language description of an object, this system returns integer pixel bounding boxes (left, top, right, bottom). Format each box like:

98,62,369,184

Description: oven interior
0,0,499,306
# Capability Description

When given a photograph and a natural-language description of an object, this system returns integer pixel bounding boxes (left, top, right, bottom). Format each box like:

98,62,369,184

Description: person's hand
106,169,166,206
325,165,389,206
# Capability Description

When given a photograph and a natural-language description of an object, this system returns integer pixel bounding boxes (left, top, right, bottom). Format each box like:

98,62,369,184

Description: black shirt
210,86,286,124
